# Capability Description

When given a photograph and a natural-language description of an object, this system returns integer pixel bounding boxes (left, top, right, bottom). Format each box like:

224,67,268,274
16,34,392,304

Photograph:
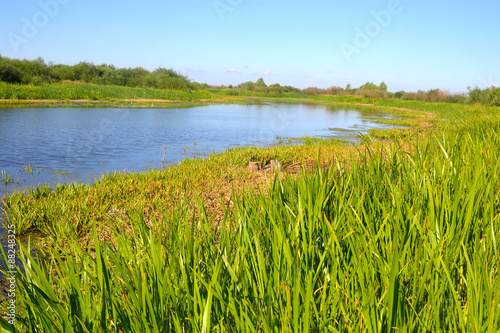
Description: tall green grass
210,89,307,99
0,82,215,101
2,104,500,331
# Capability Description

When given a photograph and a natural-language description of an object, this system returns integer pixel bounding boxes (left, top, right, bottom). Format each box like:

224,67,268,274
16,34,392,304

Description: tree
240,81,255,90
255,78,267,87
0,59,23,83
394,91,405,99
359,82,378,91
379,81,387,92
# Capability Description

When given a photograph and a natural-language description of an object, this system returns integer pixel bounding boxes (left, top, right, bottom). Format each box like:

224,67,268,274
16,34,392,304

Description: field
1,97,499,331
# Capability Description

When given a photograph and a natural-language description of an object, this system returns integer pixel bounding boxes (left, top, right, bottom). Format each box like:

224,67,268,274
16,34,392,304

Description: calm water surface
0,102,398,199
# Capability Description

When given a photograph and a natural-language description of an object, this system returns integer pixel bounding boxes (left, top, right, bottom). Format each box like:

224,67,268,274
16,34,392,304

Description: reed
0,170,16,186
162,144,167,164
0,82,215,102
21,164,33,175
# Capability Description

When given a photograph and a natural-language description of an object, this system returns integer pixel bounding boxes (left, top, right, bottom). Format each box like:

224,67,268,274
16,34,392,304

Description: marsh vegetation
1,56,499,106
1,98,499,331
1,56,500,331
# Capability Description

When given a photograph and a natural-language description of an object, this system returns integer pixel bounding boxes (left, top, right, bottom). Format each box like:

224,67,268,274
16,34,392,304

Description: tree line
1,55,498,106
0,55,197,90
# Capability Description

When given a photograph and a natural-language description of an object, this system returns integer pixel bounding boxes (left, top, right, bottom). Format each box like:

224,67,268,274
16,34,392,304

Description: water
0,102,398,199
0,101,401,275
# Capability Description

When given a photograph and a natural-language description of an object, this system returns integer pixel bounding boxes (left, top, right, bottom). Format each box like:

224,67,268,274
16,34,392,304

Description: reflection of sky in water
0,102,401,198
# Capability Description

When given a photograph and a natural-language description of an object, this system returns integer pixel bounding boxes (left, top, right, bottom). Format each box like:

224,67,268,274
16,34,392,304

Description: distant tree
394,91,405,99
302,87,326,95
358,82,379,91
326,86,345,95
240,81,255,90
268,83,284,93
72,62,99,82
379,81,387,92
0,58,23,83
467,86,500,106
150,67,193,90
50,64,76,81
426,88,440,102
255,77,267,87
282,85,301,93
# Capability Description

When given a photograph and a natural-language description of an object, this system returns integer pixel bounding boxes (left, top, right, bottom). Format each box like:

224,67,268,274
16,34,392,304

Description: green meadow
0,81,216,103
1,95,500,331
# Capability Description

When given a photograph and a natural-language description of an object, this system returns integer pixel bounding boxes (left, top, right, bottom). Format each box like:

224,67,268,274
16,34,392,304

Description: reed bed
1,102,500,331
0,82,215,102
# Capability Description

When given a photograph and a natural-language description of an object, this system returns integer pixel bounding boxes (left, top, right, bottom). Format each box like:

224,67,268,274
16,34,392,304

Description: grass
0,171,17,186
297,135,350,145
0,82,216,103
1,100,500,331
21,164,33,175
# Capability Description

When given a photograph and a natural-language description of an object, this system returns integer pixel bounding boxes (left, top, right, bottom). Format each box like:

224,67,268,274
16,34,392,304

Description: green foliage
0,56,196,91
0,82,215,101
394,90,405,98
379,81,388,92
0,56,55,85
0,57,23,84
1,170,16,185
3,104,500,330
298,135,350,145
264,83,301,94
325,86,346,95
302,87,326,95
467,86,500,106
358,82,379,91
255,77,267,87
239,81,256,90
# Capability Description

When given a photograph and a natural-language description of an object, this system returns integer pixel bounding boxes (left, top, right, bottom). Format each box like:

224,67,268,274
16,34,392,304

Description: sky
0,0,499,93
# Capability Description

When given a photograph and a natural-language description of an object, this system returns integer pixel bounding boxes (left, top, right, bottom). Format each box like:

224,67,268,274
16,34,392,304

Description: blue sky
1,0,499,92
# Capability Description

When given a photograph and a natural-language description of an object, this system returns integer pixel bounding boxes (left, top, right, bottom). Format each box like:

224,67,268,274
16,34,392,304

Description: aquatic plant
162,144,167,164
21,164,33,175
0,170,16,186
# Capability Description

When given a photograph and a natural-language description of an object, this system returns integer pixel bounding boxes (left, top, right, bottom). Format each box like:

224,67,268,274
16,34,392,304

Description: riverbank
1,99,499,331
1,100,432,239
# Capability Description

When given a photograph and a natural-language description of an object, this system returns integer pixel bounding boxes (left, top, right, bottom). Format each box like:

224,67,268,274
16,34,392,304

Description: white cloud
226,68,237,72
262,70,271,75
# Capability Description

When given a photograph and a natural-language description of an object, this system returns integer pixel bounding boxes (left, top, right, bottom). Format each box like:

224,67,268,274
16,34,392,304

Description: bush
467,86,500,106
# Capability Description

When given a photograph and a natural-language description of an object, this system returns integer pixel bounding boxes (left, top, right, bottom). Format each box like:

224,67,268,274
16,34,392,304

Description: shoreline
0,98,434,228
